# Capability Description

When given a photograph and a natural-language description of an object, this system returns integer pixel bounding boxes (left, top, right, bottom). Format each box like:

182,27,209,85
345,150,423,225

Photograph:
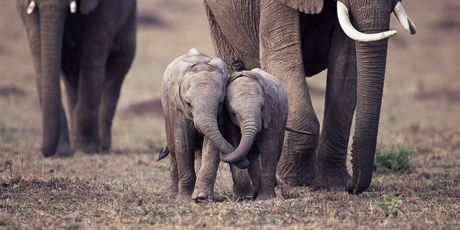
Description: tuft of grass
374,194,406,217
373,146,414,173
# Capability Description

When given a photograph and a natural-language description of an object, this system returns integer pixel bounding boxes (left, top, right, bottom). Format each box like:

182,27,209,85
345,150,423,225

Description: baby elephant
195,68,289,201
161,48,240,200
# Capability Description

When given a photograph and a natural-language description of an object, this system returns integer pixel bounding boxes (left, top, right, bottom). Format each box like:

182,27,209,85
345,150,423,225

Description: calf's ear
278,0,324,14
80,0,101,15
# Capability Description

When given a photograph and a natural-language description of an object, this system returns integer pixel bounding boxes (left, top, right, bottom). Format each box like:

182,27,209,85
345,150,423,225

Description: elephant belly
206,0,260,65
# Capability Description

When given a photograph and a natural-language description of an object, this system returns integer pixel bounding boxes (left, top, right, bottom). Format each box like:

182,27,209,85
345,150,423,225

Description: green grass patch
375,194,406,217
373,146,414,173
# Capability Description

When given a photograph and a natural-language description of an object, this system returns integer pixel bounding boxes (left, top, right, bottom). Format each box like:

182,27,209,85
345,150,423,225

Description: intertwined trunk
220,118,259,165
39,3,66,156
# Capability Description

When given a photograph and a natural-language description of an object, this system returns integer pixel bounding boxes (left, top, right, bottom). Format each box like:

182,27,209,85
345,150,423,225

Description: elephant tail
156,146,169,161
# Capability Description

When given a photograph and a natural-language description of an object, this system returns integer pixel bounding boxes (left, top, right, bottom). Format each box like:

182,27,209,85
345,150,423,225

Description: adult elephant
17,0,137,156
204,0,416,194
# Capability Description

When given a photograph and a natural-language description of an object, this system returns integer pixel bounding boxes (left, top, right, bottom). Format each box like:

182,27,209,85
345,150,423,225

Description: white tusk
393,2,417,34
337,1,397,42
27,0,36,14
70,0,77,14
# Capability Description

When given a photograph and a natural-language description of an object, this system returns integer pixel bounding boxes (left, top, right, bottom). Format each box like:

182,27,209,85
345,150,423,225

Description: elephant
203,0,416,193
17,0,137,156
193,68,289,201
161,48,249,199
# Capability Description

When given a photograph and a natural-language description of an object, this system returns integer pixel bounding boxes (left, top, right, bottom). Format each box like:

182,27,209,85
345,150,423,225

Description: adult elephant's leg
260,0,320,186
73,37,111,153
192,138,219,201
314,27,356,191
99,48,135,152
204,2,256,71
99,9,136,152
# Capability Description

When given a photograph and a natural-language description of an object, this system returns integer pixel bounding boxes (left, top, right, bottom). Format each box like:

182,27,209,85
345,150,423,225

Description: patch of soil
137,11,166,28
415,85,460,105
121,98,163,118
0,86,26,98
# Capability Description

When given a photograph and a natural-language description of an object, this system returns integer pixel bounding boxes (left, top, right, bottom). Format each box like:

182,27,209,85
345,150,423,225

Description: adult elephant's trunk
39,3,66,156
346,2,391,194
220,120,258,164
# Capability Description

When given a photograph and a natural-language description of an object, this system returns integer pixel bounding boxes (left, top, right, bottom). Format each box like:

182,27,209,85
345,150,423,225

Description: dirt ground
1,0,459,229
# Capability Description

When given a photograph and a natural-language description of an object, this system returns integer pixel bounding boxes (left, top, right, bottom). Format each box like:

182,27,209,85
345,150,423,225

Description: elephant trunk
220,120,258,164
195,114,234,155
348,5,390,194
39,3,66,156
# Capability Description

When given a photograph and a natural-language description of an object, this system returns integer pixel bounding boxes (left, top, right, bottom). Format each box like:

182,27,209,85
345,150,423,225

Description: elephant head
220,69,287,164
279,0,416,193
164,49,238,159
17,0,101,155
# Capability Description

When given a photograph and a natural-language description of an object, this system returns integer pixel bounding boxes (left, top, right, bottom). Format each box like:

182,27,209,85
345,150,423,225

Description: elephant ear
250,68,287,130
80,0,102,15
278,0,324,14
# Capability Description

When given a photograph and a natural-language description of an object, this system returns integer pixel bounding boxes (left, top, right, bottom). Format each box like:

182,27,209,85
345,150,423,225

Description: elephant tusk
70,0,77,14
27,0,36,14
393,2,417,35
337,1,397,42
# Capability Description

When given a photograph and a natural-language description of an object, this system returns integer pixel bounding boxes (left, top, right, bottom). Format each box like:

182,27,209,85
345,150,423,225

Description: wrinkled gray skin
193,69,288,201
162,49,239,200
204,0,414,194
17,0,136,156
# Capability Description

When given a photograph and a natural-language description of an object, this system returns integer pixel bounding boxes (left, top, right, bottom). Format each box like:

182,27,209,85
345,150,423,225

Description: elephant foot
313,160,350,192
254,190,276,201
192,189,214,202
75,141,101,154
55,142,74,157
233,183,253,200
176,192,193,202
100,133,111,152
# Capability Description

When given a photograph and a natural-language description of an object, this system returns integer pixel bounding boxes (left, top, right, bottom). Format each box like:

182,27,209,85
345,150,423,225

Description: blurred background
0,0,459,228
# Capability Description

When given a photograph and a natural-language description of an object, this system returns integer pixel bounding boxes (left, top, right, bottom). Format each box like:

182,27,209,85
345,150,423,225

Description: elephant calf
161,48,243,200
195,68,289,201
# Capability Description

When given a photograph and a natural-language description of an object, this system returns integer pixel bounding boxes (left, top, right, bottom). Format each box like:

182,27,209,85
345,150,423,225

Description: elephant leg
73,44,111,153
55,98,73,157
192,137,219,201
314,26,356,191
247,151,261,199
260,0,320,186
204,2,255,71
99,48,135,152
168,150,179,198
255,132,282,200
174,120,197,200
224,123,253,199
229,164,253,199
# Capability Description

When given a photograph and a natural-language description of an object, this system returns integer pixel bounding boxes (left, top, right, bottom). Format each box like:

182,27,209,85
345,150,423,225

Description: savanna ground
1,0,459,229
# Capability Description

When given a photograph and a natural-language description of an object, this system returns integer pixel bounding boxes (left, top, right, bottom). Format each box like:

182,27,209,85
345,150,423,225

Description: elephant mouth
336,1,416,42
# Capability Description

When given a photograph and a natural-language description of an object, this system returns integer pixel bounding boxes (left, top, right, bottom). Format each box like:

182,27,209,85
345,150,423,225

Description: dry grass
1,0,459,229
